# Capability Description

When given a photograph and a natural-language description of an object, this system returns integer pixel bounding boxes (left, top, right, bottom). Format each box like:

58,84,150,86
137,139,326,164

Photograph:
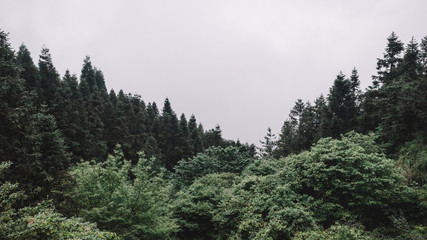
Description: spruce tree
16,44,42,103
38,47,60,108
374,32,404,85
188,114,203,154
159,98,181,170
259,127,276,158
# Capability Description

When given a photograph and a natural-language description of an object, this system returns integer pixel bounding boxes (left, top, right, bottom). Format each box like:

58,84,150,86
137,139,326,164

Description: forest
1,29,427,239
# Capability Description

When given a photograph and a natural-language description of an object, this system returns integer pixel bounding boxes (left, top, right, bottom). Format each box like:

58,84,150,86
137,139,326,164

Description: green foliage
293,223,373,240
6,202,120,240
215,174,317,240
1,162,118,240
396,134,427,186
174,146,253,187
173,173,238,240
281,132,418,227
69,146,177,239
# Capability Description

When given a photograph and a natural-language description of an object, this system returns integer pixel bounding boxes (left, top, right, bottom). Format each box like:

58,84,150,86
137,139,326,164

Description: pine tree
274,120,295,157
374,32,404,85
203,125,224,148
55,70,91,162
178,113,192,159
327,72,357,137
420,36,427,76
38,47,60,108
298,102,317,150
16,44,42,103
159,98,181,170
313,94,331,139
259,127,276,158
94,68,107,92
80,56,96,91
188,114,203,154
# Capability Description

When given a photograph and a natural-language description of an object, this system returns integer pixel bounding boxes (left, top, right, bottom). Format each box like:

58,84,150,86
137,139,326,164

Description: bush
280,131,419,227
174,146,253,187
69,146,177,239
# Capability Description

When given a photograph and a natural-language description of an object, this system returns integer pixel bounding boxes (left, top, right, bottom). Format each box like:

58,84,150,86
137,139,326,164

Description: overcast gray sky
1,0,427,145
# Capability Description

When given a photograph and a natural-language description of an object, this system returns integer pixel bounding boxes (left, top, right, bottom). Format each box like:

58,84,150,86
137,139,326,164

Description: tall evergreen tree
178,113,192,159
327,72,357,137
259,127,276,158
188,114,203,154
55,70,91,162
373,32,404,85
159,98,181,170
274,120,295,157
203,125,224,148
38,47,60,107
80,56,96,91
16,44,42,103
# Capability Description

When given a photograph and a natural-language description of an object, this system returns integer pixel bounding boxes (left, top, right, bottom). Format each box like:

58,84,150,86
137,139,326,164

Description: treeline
260,32,427,161
1,30,427,239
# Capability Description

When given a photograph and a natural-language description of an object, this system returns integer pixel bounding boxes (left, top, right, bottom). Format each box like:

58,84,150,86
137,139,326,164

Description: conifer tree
374,32,404,85
188,114,203,154
80,56,96,91
55,70,91,162
327,72,356,137
38,47,60,108
178,113,192,159
159,98,181,170
274,120,295,157
259,127,276,158
203,125,224,148
16,44,42,103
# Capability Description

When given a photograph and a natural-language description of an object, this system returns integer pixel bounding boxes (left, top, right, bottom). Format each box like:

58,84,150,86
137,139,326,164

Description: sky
1,0,427,146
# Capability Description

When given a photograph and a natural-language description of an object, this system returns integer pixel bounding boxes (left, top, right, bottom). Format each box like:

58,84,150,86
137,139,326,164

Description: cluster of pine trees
1,30,427,239
261,33,427,162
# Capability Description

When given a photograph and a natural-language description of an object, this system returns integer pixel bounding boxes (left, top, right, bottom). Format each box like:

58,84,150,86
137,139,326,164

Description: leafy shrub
69,146,177,239
280,131,419,227
173,173,238,240
293,223,373,240
174,146,253,187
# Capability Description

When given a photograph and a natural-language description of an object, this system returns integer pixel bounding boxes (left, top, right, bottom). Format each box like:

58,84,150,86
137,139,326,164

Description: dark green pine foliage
418,37,427,136
298,101,318,150
259,127,276,158
362,33,403,136
374,32,404,85
313,94,331,139
55,70,91,162
0,31,70,200
203,125,224,148
80,56,96,91
114,90,132,158
290,99,305,125
274,120,295,157
379,37,426,148
188,114,203,154
421,36,427,76
127,94,147,162
0,30,35,171
327,72,357,138
178,114,193,160
94,68,107,92
103,90,119,153
38,47,60,108
16,44,43,104
159,98,181,171
26,108,71,200
274,99,304,157
78,58,107,161
144,102,161,158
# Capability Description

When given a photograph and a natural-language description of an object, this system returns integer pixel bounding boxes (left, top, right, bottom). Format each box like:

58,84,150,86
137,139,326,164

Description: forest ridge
1,30,427,239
